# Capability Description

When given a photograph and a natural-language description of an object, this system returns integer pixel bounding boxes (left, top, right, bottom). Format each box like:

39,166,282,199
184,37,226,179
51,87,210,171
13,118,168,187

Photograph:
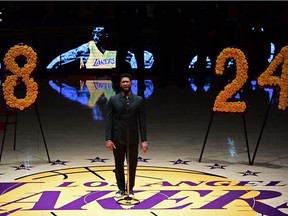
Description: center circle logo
1,166,258,215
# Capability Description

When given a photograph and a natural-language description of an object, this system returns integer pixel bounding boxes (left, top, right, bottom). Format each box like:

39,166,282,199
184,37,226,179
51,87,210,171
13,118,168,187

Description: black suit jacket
105,92,147,145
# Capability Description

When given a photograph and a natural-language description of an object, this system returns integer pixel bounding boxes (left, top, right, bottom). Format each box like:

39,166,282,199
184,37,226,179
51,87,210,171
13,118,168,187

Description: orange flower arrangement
2,44,38,111
213,47,249,113
257,45,288,110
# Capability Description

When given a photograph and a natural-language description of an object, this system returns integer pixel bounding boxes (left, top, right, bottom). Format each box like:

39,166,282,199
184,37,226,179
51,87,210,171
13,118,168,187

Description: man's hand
106,140,116,151
141,141,148,154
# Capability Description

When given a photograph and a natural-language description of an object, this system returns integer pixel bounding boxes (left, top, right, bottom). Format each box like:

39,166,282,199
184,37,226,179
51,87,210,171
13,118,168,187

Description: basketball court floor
1,76,288,216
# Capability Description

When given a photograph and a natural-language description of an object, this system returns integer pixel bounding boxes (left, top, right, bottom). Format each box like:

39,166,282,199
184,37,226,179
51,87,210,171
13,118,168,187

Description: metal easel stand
0,109,17,163
250,90,276,165
0,104,51,163
198,110,251,165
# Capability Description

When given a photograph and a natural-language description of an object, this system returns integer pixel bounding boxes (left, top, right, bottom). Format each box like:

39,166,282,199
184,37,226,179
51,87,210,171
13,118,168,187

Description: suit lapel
119,93,126,105
129,94,136,106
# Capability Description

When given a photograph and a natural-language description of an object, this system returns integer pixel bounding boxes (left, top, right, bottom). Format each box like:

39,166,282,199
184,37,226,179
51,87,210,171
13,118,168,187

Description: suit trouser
113,143,139,191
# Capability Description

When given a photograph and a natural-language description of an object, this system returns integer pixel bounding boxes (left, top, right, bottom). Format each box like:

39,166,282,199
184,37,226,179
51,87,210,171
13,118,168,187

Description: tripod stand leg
199,111,215,162
34,104,51,163
13,111,17,151
251,91,275,165
242,114,251,165
0,111,9,163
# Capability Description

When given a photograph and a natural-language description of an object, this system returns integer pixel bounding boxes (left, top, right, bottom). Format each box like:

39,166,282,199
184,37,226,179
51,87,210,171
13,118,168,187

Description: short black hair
120,73,132,81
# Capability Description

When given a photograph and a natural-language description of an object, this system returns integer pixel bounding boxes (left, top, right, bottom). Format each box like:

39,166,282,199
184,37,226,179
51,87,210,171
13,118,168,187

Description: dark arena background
1,1,288,216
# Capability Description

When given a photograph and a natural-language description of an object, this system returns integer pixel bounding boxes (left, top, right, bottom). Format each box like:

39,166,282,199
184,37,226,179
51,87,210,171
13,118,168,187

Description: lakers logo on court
0,166,287,215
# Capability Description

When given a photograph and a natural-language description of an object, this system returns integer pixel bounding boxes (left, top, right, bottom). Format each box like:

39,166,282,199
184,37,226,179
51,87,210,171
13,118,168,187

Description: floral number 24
213,46,288,113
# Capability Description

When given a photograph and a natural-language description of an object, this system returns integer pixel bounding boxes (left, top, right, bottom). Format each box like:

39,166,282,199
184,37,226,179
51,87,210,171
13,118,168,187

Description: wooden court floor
1,78,288,216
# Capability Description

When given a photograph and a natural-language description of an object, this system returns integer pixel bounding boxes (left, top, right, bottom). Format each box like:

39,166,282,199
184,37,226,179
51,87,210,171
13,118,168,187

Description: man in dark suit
105,73,148,198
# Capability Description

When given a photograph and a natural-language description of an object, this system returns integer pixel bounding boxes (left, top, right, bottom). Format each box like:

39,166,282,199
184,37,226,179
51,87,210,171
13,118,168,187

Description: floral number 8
2,44,38,111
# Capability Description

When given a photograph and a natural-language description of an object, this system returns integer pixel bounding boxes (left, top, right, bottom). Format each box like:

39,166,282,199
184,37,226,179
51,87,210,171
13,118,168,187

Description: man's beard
121,87,131,94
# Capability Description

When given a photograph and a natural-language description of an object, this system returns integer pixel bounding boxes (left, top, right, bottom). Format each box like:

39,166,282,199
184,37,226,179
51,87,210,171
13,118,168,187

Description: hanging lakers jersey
85,41,117,69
